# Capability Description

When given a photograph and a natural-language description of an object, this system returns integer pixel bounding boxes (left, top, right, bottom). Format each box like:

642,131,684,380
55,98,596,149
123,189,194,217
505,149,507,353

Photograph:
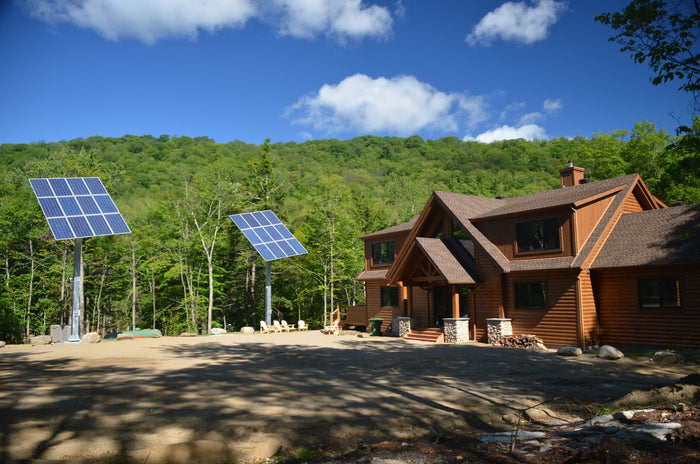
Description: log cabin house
350,164,700,349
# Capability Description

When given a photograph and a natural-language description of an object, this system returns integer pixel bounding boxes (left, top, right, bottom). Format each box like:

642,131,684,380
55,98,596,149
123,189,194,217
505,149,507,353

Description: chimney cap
568,160,574,168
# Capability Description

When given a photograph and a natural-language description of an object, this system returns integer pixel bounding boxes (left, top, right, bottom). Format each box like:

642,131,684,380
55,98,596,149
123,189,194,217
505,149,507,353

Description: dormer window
372,240,395,265
516,218,560,253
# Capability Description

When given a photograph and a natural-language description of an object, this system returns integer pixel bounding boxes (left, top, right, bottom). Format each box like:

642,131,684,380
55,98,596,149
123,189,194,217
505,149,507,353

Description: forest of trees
1,118,699,343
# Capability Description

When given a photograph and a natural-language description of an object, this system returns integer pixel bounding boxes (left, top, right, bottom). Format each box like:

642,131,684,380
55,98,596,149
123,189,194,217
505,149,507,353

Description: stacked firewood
498,334,547,351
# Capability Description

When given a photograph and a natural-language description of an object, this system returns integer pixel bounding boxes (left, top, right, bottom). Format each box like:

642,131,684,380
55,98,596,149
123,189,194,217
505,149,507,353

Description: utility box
50,324,71,343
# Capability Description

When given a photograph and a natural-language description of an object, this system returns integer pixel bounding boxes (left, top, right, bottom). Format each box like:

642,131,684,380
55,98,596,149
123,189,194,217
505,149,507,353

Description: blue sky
0,0,694,145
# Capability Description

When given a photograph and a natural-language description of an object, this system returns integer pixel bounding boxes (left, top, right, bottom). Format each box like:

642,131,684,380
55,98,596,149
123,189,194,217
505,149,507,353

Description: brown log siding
475,209,574,260
472,248,503,341
579,271,600,345
594,266,700,349
575,195,614,253
505,271,579,346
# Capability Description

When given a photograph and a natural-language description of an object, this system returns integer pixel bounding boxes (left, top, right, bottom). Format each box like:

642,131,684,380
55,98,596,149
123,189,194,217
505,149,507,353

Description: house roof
362,216,418,239
356,269,389,281
592,204,700,269
415,237,479,284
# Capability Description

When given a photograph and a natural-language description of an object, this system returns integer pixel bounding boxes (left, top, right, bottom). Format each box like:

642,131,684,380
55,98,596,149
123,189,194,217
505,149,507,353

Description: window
381,286,399,307
639,279,681,309
516,218,560,252
372,241,394,265
515,282,547,309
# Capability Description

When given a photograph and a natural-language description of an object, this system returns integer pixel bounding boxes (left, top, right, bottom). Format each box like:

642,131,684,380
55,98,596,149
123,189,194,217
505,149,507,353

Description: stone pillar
443,317,470,344
486,318,512,345
398,316,413,338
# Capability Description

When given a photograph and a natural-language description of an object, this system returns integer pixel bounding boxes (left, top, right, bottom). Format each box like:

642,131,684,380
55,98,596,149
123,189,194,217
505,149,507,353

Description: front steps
404,327,444,343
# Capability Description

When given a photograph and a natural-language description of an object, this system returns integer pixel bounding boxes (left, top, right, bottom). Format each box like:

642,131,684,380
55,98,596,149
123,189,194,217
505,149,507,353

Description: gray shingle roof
592,204,700,268
415,237,479,284
362,216,418,239
356,269,388,281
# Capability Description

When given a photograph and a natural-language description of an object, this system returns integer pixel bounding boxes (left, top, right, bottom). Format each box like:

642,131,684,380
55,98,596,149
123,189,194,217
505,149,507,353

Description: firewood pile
497,334,547,350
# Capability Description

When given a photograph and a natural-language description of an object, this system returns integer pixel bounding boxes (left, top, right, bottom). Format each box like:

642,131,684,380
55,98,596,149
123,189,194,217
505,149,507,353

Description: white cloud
23,0,393,44
543,98,562,112
519,112,542,125
466,0,567,46
287,73,487,136
464,124,546,143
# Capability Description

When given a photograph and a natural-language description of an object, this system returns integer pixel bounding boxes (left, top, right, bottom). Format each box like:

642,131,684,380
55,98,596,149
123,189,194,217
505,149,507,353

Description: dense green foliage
1,121,698,341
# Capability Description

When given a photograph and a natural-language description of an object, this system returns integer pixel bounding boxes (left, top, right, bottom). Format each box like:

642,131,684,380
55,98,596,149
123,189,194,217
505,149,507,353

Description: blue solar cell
31,177,130,241
242,228,262,245
94,195,118,213
252,211,271,226
84,177,108,195
230,215,249,230
68,216,92,237
38,197,63,218
266,242,285,259
277,240,295,257
289,239,307,255
30,178,53,197
256,227,272,243
47,218,74,240
265,225,283,241
76,196,100,214
49,178,71,196
104,213,130,234
86,215,111,235
242,212,260,227
262,210,280,225
58,196,82,216
254,244,276,261
66,178,90,195
230,210,306,261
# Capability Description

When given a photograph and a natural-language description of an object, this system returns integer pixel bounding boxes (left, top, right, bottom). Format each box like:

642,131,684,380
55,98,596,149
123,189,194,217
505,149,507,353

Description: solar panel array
29,177,131,241
230,210,307,261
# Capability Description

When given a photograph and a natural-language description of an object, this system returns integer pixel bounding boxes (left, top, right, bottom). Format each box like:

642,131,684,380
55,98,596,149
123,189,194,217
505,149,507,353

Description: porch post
407,286,414,317
451,284,460,318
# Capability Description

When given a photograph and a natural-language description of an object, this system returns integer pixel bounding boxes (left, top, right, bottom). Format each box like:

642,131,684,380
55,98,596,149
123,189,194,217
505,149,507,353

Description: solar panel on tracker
29,177,131,240
229,210,307,261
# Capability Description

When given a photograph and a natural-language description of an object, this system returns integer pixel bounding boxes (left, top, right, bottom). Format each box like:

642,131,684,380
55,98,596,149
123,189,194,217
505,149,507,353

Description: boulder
557,346,582,356
240,326,255,334
211,328,227,335
117,333,135,341
0,341,6,349
31,335,52,346
597,344,624,360
150,331,162,338
650,351,684,365
179,332,197,337
81,332,101,344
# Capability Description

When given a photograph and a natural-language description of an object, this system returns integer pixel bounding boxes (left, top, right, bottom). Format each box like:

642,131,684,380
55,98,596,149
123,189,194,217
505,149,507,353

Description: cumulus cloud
287,73,487,136
23,0,394,44
464,124,546,143
466,0,567,46
543,98,562,112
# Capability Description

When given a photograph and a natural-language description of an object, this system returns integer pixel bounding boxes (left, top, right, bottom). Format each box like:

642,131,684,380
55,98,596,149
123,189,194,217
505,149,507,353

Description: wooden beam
452,285,460,318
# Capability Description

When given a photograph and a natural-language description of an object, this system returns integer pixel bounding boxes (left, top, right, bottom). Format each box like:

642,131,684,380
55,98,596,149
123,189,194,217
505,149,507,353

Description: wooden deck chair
273,320,284,332
323,321,339,335
260,321,273,334
298,320,309,331
281,320,295,331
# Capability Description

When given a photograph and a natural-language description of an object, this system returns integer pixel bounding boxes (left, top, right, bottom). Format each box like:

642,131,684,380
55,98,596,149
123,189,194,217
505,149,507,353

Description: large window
515,282,547,309
516,218,560,252
372,241,395,265
381,286,399,307
639,278,681,309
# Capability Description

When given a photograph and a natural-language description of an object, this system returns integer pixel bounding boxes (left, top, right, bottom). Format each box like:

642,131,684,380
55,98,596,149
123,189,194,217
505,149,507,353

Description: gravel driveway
0,331,694,463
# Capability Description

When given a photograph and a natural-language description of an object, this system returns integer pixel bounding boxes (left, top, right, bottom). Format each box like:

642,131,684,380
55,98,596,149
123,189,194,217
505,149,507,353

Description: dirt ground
0,331,697,463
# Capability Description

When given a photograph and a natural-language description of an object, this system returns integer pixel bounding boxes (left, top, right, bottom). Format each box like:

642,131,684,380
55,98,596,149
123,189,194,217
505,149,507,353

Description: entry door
433,286,452,326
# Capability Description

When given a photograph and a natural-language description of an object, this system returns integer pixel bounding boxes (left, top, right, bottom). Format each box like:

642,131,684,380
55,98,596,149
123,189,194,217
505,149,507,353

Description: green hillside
1,119,698,342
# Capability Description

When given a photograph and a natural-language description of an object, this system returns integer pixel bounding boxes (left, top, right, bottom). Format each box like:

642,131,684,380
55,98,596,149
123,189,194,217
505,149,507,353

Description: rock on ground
597,344,624,360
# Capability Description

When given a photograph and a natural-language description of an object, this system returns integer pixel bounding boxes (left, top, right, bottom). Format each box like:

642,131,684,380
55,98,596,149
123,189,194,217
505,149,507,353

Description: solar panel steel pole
68,238,82,342
265,261,272,326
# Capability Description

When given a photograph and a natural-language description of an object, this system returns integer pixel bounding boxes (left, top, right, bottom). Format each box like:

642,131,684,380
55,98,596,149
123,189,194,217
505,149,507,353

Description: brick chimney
559,161,585,188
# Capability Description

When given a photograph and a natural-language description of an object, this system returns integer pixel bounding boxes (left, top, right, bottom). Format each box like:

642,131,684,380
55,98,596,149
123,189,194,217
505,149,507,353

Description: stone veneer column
397,316,412,338
443,317,470,344
486,318,512,344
